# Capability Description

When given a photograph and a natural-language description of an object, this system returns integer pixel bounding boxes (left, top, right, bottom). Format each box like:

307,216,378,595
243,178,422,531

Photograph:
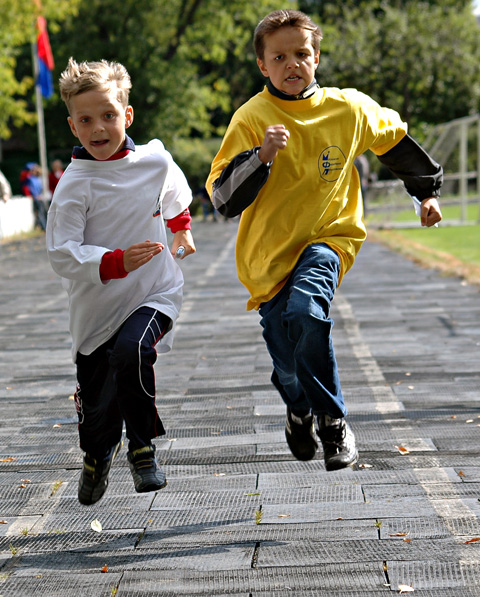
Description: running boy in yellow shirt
207,10,442,471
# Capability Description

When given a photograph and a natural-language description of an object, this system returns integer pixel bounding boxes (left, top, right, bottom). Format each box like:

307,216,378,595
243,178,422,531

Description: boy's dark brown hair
253,10,323,60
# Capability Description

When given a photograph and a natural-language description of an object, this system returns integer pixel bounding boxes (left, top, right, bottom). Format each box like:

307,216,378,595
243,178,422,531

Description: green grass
367,198,480,225
366,198,480,278
399,201,478,224
385,224,480,267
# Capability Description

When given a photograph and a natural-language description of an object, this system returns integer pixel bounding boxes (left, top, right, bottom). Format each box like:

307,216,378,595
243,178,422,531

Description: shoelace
134,457,155,470
322,424,347,446
131,449,156,468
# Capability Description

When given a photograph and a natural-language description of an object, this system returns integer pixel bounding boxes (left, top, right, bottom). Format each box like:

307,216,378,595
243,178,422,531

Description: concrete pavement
0,221,480,596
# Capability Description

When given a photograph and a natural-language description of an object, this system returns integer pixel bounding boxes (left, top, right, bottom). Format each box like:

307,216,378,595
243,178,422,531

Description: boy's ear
315,50,320,68
125,106,134,129
67,116,79,139
256,57,269,78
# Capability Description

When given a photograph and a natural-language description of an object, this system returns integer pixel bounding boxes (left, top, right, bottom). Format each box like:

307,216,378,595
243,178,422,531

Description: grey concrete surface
0,221,479,596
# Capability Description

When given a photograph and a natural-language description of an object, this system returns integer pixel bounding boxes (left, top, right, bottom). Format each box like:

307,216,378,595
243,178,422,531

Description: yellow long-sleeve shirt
207,86,407,310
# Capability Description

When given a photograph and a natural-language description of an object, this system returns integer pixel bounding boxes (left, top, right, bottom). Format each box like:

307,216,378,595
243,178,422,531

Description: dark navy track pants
74,307,172,456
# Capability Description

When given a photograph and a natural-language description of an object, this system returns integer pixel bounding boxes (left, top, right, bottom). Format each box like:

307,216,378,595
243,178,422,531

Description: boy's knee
109,339,156,370
284,308,332,342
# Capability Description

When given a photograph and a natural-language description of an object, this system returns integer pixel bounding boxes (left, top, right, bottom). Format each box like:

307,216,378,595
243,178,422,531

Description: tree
299,0,473,18
0,0,80,140
6,0,480,168
307,1,480,132
43,0,285,150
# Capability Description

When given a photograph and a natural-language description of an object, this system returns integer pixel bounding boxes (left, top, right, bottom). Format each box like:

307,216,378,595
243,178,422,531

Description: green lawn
395,200,479,224
385,225,480,266
366,200,480,268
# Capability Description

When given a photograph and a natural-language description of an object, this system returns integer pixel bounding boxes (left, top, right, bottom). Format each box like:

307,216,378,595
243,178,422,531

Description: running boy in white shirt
47,58,195,505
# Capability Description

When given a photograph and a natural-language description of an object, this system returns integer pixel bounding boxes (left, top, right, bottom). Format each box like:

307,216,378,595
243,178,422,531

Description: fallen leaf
407,386,415,390
213,473,225,477
359,463,373,469
464,537,480,544
19,484,27,489
0,457,17,462
450,415,457,419
101,564,108,573
403,538,412,543
68,395,75,400
398,585,415,593
91,519,102,533
389,532,409,537
21,479,31,483
466,419,474,424
53,424,61,428
277,514,291,518
0,520,8,524
395,446,410,455
458,471,466,477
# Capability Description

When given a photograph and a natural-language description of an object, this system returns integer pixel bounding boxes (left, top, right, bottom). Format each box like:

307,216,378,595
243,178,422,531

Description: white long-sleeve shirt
46,139,192,361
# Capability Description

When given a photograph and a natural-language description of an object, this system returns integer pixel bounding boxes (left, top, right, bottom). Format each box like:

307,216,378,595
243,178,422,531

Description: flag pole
31,39,50,202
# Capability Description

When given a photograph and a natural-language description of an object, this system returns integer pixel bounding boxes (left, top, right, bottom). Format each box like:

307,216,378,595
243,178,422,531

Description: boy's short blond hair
59,57,132,112
254,10,323,60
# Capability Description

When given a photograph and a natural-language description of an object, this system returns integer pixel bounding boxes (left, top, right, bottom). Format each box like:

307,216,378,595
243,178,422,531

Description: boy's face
67,88,133,161
257,26,319,96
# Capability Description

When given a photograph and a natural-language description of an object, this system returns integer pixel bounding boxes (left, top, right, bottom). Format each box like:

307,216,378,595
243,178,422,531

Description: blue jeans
259,243,347,419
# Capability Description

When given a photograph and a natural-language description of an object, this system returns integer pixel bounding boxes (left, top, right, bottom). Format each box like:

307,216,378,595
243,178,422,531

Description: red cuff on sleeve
100,249,128,281
166,208,192,233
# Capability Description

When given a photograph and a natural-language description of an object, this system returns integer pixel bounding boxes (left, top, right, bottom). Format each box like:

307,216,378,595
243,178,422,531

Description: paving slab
0,222,479,595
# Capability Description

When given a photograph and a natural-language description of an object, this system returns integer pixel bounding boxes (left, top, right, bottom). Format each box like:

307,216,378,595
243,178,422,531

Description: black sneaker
285,407,319,461
127,444,167,493
78,441,122,506
317,414,358,471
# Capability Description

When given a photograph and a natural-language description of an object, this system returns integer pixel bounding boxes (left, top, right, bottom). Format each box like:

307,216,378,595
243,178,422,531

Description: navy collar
72,134,136,160
266,79,319,101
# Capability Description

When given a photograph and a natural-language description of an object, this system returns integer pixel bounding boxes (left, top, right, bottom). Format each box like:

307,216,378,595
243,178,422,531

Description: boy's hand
420,197,442,227
258,124,290,164
123,240,164,272
171,229,196,259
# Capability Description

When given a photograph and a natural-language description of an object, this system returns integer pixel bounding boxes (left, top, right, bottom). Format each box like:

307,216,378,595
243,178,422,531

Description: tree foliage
43,0,284,149
299,0,474,18
314,1,480,132
2,0,480,159
0,0,80,139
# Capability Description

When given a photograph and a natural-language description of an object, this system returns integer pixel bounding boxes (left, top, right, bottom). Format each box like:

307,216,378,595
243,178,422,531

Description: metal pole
31,41,50,202
459,121,468,224
477,117,480,224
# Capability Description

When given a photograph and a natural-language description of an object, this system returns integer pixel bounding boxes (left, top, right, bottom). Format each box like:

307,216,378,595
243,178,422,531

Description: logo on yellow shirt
318,146,346,182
